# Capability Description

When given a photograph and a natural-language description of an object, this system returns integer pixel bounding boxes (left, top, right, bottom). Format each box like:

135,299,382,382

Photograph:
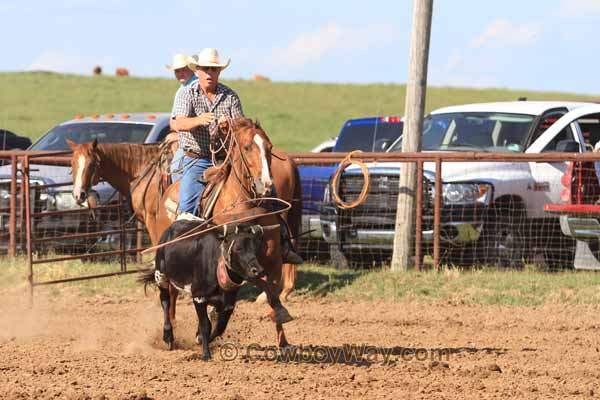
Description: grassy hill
1,71,598,151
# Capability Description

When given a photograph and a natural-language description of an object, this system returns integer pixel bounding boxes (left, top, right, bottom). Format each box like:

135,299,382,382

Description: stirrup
282,242,303,264
176,212,205,222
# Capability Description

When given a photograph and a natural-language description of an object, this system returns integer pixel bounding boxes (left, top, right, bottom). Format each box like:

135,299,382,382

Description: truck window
530,110,567,144
335,122,403,152
541,126,576,152
577,115,600,148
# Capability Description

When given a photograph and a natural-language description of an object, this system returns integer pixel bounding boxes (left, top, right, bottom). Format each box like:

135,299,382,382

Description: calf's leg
210,291,238,341
160,287,174,350
192,300,212,361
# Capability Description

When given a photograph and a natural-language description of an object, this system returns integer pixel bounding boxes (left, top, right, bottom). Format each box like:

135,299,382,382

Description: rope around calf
330,150,370,209
141,197,292,254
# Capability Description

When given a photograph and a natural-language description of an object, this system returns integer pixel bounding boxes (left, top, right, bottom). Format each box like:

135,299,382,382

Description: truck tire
478,204,525,268
329,244,350,269
538,219,575,270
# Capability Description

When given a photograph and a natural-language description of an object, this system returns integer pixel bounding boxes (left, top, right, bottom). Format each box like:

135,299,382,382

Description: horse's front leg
250,277,293,325
192,300,212,361
159,287,174,350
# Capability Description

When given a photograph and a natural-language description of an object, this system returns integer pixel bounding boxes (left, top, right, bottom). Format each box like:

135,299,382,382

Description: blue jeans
176,155,213,216
170,148,185,183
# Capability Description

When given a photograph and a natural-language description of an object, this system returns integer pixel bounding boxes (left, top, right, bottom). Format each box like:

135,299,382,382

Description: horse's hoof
201,353,211,362
164,340,174,351
255,292,268,304
274,306,294,325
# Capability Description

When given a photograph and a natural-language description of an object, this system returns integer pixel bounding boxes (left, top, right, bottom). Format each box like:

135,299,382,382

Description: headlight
442,183,492,205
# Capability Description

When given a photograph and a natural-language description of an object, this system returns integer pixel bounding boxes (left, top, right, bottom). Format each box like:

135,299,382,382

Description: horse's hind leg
280,263,297,301
160,287,174,350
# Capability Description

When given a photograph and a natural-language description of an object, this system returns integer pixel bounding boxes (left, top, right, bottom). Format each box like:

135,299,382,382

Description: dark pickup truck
298,116,403,249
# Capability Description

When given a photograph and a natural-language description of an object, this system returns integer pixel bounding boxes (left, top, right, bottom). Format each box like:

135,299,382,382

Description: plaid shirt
172,81,244,157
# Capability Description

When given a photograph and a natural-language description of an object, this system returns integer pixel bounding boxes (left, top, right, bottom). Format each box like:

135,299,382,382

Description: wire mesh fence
3,150,600,287
294,152,600,271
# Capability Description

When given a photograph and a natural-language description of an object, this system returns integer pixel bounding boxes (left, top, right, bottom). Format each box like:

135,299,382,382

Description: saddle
163,165,227,221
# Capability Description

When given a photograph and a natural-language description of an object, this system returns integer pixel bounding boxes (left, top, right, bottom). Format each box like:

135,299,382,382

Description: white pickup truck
321,101,600,268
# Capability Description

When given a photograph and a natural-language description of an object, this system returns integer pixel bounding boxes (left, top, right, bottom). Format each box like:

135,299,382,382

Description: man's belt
184,150,207,159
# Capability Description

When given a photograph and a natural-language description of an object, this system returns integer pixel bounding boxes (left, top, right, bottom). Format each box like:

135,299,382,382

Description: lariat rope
141,197,290,254
330,150,370,209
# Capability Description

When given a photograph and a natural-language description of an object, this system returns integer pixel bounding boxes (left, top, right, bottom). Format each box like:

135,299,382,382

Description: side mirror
556,140,580,152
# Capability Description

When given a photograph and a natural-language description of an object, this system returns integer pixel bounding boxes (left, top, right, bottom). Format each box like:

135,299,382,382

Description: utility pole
391,0,433,271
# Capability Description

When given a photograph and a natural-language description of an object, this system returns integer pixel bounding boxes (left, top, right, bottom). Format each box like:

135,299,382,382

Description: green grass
3,256,600,306
1,72,599,151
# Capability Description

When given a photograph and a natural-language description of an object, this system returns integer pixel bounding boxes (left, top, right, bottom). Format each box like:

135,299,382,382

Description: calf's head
220,223,265,280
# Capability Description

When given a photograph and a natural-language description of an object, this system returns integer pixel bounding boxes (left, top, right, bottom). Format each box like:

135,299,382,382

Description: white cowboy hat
187,48,230,70
165,53,190,71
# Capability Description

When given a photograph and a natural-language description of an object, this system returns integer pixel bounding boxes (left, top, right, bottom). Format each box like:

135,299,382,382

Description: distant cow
115,68,129,76
253,74,271,82
93,65,102,75
141,220,292,360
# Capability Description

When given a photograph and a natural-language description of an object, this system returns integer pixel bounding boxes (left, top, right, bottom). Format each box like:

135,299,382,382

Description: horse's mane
232,118,271,145
97,143,162,177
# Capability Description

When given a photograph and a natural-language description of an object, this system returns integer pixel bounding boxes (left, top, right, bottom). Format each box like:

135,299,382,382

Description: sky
2,0,600,94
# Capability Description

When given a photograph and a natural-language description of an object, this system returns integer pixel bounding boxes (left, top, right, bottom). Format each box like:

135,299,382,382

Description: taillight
380,116,401,123
560,162,574,203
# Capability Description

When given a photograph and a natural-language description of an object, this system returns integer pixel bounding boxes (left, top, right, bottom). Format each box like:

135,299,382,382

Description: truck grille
338,173,434,230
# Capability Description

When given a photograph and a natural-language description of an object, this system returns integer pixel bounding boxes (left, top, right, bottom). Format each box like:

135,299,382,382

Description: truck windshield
335,122,403,152
387,112,535,152
30,122,153,150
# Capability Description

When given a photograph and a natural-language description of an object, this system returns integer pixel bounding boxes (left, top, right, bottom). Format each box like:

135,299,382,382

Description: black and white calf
141,220,292,360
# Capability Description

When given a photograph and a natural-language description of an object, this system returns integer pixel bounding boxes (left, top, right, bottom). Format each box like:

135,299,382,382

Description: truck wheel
478,208,525,268
541,221,575,270
329,244,350,270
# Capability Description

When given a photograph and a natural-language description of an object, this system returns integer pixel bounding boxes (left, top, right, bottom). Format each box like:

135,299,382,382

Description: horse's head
220,118,274,197
67,139,101,205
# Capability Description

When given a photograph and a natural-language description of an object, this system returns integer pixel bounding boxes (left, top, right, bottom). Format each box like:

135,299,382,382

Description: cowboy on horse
169,47,302,264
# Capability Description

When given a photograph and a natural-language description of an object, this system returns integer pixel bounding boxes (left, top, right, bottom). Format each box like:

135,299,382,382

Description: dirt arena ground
1,289,599,399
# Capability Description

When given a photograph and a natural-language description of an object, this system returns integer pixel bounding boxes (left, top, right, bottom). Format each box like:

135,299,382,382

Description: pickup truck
0,113,172,252
298,116,403,246
542,104,600,269
321,101,600,269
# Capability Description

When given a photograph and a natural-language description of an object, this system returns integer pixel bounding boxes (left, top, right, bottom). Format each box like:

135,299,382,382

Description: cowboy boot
281,232,303,264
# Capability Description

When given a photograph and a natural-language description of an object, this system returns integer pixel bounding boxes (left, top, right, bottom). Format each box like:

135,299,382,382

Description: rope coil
330,150,370,209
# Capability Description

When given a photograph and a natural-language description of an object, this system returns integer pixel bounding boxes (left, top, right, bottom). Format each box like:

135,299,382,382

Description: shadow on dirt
237,267,362,300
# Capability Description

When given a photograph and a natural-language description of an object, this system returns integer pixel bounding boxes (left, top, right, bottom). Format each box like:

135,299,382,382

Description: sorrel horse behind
68,118,301,347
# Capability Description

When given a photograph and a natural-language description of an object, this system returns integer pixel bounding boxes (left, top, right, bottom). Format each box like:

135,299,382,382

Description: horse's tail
288,160,302,243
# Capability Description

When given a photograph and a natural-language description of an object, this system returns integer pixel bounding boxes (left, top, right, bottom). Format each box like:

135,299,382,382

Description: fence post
118,193,126,273
391,0,434,271
136,221,143,264
433,158,442,269
9,155,17,257
19,167,26,253
22,155,34,300
414,161,424,271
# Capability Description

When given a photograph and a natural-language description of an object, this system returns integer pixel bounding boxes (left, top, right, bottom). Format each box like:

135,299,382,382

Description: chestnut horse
68,118,300,347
